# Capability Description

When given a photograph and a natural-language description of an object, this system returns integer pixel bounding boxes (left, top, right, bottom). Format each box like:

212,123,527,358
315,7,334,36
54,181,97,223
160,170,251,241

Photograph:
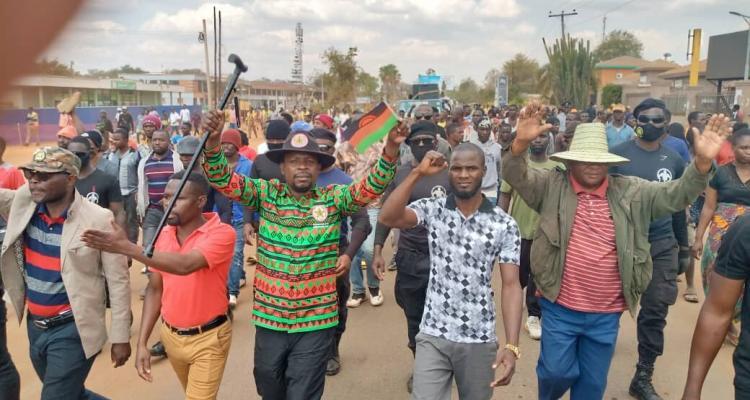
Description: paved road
3,143,736,399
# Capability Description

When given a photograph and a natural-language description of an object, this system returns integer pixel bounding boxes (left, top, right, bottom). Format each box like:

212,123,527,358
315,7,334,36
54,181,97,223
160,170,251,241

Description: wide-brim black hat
266,131,336,169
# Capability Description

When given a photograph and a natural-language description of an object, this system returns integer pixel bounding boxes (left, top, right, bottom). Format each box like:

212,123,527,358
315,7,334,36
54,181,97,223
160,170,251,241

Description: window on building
639,74,648,84
616,72,623,79
674,79,684,89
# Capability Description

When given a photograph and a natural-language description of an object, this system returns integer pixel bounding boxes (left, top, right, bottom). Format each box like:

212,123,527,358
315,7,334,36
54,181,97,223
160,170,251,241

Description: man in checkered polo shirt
380,143,523,400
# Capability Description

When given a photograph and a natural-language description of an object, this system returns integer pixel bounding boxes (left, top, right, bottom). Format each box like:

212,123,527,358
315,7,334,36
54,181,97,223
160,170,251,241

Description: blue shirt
605,123,635,149
216,155,253,222
662,135,691,163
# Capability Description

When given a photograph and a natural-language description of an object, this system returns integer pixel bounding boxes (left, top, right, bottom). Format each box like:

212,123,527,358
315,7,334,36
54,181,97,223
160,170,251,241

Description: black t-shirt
250,154,285,182
713,214,750,392
610,140,686,241
709,164,750,206
380,163,451,254
75,169,122,209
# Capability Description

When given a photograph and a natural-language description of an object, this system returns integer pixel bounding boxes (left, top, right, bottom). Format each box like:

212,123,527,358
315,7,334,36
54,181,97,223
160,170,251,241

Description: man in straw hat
501,102,732,400
200,109,407,400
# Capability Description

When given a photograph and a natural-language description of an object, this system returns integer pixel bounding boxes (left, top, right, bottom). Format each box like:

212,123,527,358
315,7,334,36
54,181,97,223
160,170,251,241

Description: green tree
87,65,148,78
594,30,644,62
502,54,540,104
448,78,481,104
320,47,359,107
544,35,598,108
357,70,379,100
35,58,78,76
379,64,402,103
601,84,623,108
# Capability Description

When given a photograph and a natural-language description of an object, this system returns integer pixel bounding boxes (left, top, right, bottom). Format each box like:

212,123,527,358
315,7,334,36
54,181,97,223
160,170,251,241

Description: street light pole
730,11,750,81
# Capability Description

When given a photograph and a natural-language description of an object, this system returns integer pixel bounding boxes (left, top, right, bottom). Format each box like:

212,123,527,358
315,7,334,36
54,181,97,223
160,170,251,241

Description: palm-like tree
379,64,401,104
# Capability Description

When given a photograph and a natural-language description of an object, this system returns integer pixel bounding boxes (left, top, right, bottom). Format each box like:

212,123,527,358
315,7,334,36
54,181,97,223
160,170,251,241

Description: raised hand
201,110,226,150
693,114,732,164
414,151,447,177
515,101,552,145
384,120,409,160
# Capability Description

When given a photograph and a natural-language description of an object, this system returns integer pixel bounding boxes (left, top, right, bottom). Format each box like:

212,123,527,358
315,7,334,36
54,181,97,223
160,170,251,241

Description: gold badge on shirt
311,204,328,223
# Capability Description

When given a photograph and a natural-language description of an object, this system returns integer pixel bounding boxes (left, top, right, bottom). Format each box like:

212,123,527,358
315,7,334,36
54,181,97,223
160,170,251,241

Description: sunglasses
409,138,435,147
415,115,432,120
318,144,335,152
637,115,666,125
22,169,69,182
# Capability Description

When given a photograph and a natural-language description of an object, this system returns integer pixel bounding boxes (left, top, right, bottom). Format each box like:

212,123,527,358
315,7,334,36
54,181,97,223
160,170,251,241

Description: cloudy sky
42,0,748,87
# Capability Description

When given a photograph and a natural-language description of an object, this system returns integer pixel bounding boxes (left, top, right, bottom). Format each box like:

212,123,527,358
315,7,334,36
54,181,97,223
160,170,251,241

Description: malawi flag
342,102,398,153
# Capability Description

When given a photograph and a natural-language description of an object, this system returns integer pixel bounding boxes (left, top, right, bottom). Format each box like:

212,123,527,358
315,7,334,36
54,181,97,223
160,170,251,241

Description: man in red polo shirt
82,170,235,399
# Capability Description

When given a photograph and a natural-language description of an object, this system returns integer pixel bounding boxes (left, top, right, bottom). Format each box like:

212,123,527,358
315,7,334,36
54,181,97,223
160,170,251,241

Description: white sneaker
229,294,238,309
525,316,541,340
369,291,384,307
346,294,365,308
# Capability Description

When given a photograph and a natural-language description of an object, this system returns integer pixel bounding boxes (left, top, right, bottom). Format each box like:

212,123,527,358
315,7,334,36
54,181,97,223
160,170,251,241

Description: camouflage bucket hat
21,147,81,177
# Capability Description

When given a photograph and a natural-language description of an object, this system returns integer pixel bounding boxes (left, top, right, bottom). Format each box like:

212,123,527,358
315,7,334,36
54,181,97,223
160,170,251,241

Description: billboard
706,30,750,81
495,74,508,106
418,74,441,84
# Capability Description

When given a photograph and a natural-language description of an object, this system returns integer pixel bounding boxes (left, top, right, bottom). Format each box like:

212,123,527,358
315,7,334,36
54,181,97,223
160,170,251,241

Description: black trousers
331,276,350,358
394,248,430,354
519,239,541,318
637,238,679,366
0,290,20,400
253,327,334,400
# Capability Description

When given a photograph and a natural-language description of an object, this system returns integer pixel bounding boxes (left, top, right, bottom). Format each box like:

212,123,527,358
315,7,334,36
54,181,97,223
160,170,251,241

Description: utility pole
213,6,217,107
218,10,222,93
602,15,607,41
548,9,578,38
201,19,214,108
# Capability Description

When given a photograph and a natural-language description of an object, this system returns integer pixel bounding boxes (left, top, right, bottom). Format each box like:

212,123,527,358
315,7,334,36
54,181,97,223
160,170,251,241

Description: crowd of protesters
0,94,748,400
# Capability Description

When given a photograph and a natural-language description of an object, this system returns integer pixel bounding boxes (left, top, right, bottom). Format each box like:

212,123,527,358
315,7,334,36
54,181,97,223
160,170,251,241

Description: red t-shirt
0,163,25,190
152,212,236,327
557,175,627,313
716,140,735,166
239,146,257,161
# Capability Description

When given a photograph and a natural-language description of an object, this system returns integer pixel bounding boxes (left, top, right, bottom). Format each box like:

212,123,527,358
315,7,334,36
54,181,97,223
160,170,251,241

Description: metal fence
695,94,735,114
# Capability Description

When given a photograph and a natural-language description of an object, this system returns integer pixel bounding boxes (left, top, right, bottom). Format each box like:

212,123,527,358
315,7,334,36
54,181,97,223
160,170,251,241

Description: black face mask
75,153,91,169
411,144,434,163
636,123,665,142
268,142,284,151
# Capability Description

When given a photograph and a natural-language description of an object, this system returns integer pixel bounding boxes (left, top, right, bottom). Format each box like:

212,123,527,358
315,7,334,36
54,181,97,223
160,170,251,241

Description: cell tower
292,22,303,84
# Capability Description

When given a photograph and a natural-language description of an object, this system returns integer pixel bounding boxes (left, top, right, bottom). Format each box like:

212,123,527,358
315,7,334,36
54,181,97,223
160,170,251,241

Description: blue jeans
350,208,380,295
227,220,246,296
27,318,107,400
537,298,622,400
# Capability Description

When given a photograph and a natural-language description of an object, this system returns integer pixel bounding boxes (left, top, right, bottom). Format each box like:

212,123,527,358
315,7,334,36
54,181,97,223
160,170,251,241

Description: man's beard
290,182,314,194
450,180,482,199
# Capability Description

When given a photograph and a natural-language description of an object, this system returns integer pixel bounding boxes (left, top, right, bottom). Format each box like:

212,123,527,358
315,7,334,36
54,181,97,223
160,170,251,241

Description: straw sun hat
550,122,630,165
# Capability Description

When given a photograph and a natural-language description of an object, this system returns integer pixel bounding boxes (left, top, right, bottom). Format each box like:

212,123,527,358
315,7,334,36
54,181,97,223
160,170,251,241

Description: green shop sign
111,80,137,90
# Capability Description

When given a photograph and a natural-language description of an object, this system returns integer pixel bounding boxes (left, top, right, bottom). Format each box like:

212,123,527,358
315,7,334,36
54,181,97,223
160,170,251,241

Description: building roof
596,56,680,72
658,60,707,79
595,56,652,70
636,60,680,72
12,74,188,92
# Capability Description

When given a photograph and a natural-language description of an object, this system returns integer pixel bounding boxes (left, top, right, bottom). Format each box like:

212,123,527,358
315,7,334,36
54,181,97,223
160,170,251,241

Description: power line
548,9,579,37
566,0,638,31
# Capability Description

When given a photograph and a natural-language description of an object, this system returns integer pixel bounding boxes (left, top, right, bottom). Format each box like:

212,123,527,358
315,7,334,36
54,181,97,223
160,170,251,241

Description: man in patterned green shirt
200,110,405,399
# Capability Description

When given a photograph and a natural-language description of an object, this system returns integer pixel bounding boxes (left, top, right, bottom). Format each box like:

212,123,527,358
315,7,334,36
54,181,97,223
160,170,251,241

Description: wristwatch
504,343,521,360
